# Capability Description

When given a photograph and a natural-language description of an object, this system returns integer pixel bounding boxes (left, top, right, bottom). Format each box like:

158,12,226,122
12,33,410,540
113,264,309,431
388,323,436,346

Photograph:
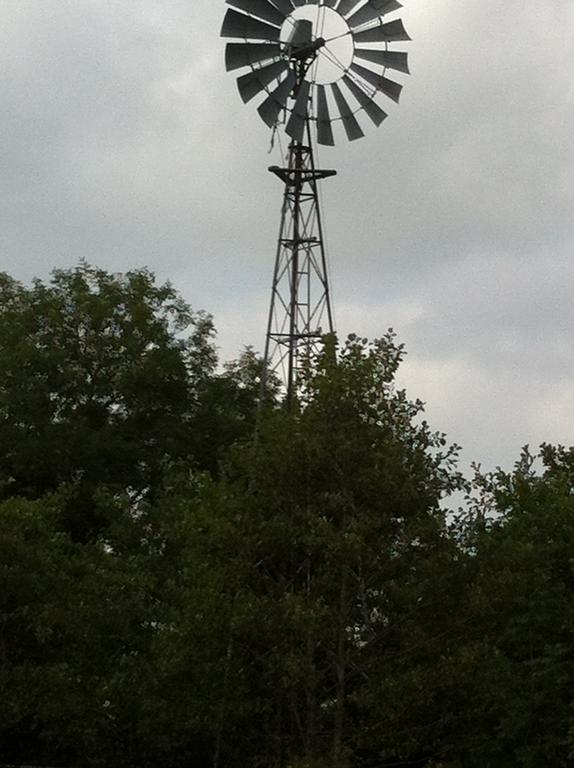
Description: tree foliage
452,447,574,767
181,333,465,768
1,265,573,768
0,264,261,539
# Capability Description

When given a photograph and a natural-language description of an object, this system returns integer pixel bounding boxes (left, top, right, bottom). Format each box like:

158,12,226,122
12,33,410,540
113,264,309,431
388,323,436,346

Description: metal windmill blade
221,8,282,41
225,42,281,71
227,0,285,26
346,0,403,29
258,71,297,126
285,79,312,142
316,85,335,146
331,82,364,142
353,18,411,43
221,0,411,145
342,75,388,127
237,60,290,103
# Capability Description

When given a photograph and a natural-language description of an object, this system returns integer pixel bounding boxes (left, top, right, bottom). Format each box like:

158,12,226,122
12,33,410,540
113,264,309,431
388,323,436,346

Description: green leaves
0,264,212,505
5,263,574,767
455,447,574,766
168,331,466,768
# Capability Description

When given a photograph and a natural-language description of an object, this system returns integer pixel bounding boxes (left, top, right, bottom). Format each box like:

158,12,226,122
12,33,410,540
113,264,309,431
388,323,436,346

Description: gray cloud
1,0,573,476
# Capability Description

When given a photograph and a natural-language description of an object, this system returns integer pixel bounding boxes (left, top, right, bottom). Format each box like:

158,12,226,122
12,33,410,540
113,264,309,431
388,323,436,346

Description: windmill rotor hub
285,35,326,63
280,7,350,83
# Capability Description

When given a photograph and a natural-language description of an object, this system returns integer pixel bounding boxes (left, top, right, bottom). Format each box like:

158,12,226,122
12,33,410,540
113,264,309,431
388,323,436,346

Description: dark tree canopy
1,264,573,768
0,265,214,498
0,264,261,539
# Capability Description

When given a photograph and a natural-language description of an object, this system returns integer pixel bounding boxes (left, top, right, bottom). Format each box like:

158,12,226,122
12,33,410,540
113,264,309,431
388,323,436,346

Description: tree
0,490,156,766
0,264,213,499
451,446,574,767
156,333,465,768
372,445,574,768
0,264,263,540
0,263,275,765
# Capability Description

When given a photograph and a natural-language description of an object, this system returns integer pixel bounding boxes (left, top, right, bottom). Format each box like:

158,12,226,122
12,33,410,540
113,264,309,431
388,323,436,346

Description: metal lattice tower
221,0,411,403
265,60,336,406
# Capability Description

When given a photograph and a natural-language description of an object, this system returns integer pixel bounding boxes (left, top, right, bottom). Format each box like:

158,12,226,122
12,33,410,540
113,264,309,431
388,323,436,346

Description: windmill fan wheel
221,0,411,145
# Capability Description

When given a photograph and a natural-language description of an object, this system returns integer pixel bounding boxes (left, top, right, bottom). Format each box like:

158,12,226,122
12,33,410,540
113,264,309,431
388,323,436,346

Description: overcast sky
1,0,573,478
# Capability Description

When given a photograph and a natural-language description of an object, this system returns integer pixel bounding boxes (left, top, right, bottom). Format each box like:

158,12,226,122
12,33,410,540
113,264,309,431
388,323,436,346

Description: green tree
0,264,213,501
0,263,275,766
155,333,465,768
0,303,474,767
0,490,156,766
0,480,230,768
0,264,264,539
372,445,574,768
453,446,574,767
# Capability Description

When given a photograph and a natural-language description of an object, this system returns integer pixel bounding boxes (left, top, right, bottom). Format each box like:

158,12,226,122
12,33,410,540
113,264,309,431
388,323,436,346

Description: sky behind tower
1,0,573,479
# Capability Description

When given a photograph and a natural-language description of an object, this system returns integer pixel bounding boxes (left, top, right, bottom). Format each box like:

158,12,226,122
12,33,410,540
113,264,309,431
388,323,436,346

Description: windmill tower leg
264,121,336,407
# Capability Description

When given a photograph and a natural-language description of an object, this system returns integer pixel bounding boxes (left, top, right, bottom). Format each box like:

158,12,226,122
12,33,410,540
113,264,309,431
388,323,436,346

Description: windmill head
221,0,411,146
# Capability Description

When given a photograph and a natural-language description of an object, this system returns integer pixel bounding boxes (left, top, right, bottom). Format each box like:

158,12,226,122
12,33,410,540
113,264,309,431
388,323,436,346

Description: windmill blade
378,74,403,102
353,18,410,43
331,82,364,141
285,111,306,142
226,0,286,26
354,48,409,74
350,61,403,102
350,61,384,90
292,79,311,116
336,0,363,17
285,79,311,142
316,84,335,146
225,42,282,71
342,75,387,125
347,0,402,29
258,70,296,126
270,0,294,13
237,60,289,102
221,8,281,40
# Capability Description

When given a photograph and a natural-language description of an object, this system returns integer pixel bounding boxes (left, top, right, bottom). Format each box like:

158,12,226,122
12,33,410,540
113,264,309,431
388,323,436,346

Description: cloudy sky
1,0,573,478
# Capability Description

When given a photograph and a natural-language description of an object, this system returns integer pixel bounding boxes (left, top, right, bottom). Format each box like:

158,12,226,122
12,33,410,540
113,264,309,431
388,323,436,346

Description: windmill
221,0,410,405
